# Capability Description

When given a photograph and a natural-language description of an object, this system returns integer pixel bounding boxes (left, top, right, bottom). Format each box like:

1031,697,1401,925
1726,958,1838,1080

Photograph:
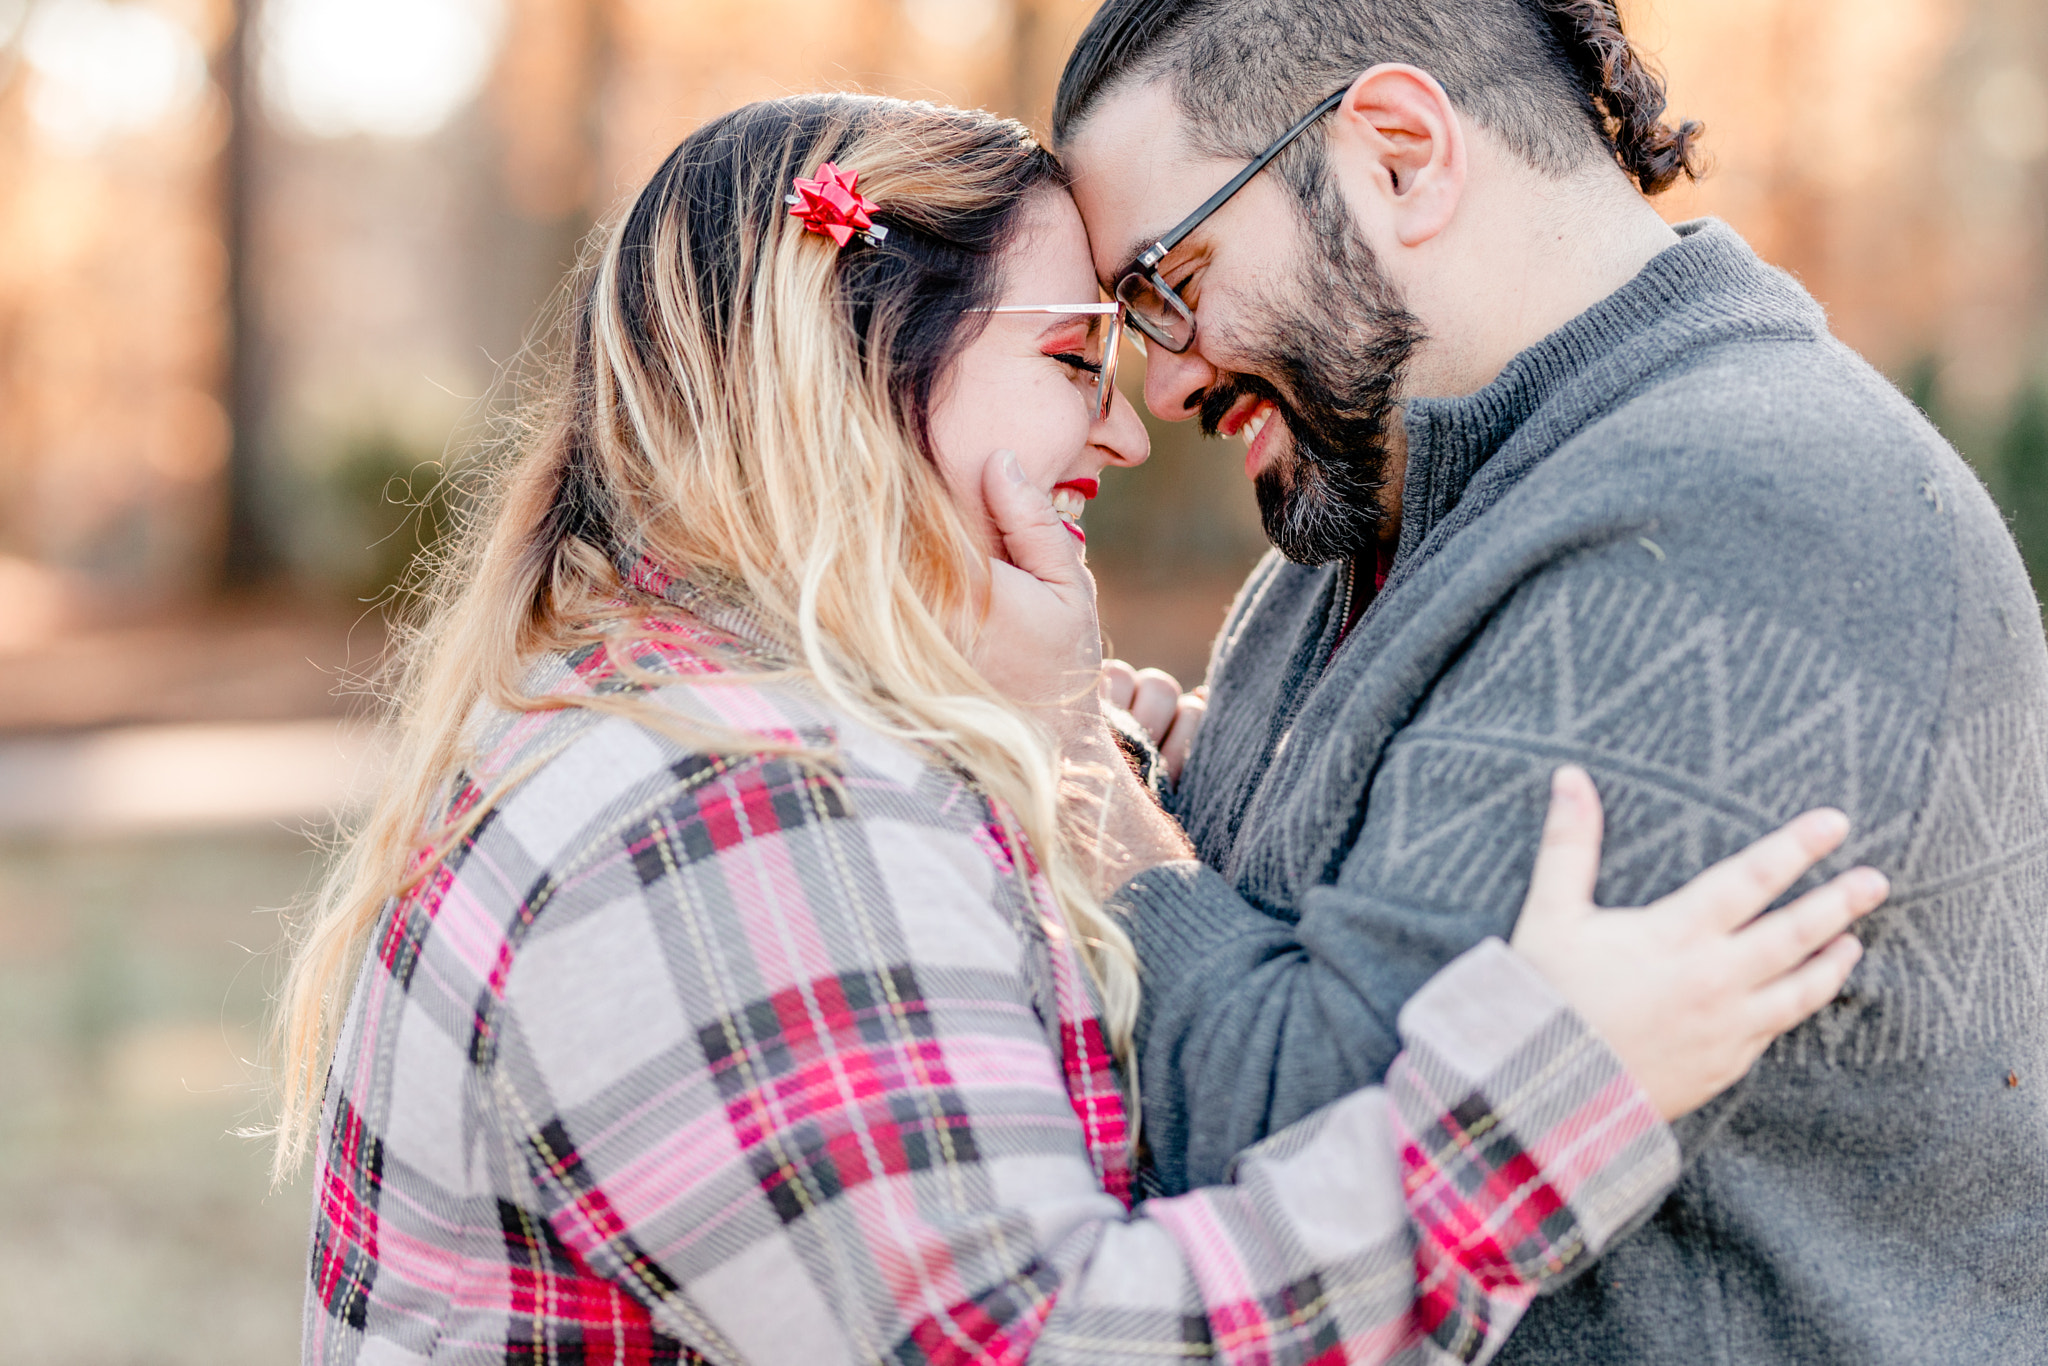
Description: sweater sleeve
1114,547,1903,1192
489,754,1678,1366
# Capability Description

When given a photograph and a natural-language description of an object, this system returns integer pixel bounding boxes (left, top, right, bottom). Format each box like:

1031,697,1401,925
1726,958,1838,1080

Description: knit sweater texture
1114,219,2048,1364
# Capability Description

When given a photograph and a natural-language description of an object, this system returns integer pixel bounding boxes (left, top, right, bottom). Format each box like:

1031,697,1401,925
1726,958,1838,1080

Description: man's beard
1199,208,1424,566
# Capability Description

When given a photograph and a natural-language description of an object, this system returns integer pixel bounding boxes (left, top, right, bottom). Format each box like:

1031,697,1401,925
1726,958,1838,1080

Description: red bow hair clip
786,162,889,249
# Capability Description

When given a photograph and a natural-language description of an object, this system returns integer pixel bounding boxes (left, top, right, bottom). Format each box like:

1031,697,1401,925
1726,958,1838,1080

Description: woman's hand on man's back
1514,764,1887,1121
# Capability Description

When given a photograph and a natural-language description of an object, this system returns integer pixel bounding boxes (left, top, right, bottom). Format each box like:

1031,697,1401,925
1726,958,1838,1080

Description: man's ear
1327,64,1465,248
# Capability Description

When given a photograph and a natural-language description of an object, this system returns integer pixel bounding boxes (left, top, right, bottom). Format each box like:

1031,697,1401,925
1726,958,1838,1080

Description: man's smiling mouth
1218,395,1284,479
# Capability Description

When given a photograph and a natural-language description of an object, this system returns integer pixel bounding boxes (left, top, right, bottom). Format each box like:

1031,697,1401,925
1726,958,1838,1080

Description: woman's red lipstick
1051,478,1098,543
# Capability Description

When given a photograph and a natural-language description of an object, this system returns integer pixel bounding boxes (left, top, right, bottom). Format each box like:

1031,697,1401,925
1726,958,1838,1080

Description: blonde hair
270,95,1141,1180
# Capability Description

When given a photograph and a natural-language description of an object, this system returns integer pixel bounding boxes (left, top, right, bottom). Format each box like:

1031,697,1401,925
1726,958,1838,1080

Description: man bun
1538,0,1704,194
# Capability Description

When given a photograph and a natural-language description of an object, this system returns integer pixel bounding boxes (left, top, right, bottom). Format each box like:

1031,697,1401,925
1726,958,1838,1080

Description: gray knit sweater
1114,220,2048,1364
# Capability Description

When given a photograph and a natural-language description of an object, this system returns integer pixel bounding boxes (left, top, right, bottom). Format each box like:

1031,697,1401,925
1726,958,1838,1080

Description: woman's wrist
1389,938,1680,1284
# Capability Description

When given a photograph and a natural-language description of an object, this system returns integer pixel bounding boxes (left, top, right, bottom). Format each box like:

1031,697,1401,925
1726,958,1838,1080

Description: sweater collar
621,552,793,662
1391,218,1826,562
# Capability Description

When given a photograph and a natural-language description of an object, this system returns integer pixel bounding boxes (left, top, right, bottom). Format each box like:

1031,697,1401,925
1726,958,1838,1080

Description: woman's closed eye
1051,351,1103,377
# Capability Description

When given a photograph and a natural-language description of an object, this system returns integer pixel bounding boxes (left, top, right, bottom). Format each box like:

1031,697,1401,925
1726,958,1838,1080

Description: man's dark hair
1053,0,1702,197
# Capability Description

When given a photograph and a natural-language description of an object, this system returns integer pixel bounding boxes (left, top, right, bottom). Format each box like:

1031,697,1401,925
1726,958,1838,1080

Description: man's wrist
1104,704,1168,795
1062,719,1194,885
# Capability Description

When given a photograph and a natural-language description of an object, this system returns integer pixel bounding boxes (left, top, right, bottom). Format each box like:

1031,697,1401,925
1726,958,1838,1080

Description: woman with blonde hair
276,93,1882,1366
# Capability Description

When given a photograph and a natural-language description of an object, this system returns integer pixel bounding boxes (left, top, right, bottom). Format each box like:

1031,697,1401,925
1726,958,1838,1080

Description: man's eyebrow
1107,229,1173,288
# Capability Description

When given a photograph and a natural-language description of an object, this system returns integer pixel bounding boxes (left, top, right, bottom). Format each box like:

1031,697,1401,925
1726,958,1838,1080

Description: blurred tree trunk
1003,0,1107,137
489,0,615,271
1007,0,1044,132
218,0,274,587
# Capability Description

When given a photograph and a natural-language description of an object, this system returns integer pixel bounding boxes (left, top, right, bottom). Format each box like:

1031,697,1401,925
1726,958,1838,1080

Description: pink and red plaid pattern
304,581,1677,1365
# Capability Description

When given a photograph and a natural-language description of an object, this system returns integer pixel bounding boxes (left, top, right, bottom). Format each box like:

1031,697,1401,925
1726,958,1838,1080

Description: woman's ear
1327,63,1466,248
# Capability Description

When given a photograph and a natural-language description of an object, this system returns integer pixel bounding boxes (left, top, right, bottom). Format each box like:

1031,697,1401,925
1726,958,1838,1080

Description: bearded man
1004,0,2048,1360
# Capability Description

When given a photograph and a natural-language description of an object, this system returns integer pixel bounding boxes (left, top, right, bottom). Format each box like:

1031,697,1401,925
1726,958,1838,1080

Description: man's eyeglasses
967,302,1126,421
1113,87,1348,355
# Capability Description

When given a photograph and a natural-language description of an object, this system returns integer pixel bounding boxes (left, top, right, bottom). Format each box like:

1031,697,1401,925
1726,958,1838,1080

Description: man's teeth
1051,488,1086,521
1244,404,1274,444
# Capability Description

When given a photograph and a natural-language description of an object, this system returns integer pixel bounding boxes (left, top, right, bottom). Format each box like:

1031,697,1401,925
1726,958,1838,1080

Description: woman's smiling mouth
1052,477,1098,541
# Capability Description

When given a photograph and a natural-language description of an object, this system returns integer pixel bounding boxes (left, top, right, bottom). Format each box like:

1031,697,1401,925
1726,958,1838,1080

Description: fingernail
1801,808,1850,843
998,450,1025,485
1851,867,1889,903
1551,764,1586,799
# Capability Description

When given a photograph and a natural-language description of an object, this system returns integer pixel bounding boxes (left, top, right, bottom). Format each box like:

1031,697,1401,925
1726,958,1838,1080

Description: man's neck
1372,155,1678,545
1403,154,1680,401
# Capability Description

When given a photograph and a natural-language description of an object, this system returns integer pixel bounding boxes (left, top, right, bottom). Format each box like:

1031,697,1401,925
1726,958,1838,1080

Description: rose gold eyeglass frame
966,302,1126,421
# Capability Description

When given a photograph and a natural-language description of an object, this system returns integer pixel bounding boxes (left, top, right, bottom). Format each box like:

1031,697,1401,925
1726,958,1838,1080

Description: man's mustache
1197,372,1291,441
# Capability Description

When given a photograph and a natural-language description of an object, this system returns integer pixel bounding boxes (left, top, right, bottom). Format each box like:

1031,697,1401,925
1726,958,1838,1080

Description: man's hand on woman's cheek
1101,659,1207,783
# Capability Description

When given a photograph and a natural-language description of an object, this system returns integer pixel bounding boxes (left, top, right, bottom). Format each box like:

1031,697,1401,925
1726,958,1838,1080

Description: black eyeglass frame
1113,86,1349,354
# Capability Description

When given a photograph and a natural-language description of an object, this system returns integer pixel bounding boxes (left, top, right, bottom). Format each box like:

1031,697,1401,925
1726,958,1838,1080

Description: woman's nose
1093,385,1151,468
1143,342,1217,423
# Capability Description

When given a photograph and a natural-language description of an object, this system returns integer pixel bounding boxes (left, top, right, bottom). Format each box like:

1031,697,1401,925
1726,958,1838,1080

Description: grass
0,829,320,1363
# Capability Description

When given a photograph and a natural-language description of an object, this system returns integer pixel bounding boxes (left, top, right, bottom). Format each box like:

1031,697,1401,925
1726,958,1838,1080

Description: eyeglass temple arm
1139,87,1351,271
971,304,1123,314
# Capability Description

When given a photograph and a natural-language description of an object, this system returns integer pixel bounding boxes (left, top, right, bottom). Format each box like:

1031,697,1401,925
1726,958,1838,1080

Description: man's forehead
1062,81,1226,280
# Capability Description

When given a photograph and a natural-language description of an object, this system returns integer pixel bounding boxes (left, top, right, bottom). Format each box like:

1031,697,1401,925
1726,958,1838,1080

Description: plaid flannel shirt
306,589,1680,1366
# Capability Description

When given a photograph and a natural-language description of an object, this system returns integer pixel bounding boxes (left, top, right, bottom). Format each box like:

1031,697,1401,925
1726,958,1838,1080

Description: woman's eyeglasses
1112,87,1348,355
967,302,1126,421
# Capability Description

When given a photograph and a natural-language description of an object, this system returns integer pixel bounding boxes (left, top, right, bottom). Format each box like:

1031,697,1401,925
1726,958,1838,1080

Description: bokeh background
0,0,2043,1358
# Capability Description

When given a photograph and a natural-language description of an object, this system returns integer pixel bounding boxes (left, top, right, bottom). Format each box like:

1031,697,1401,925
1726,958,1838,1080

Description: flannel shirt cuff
1388,937,1680,1356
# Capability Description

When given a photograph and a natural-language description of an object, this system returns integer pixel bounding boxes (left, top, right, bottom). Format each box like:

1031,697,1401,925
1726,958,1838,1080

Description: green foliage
321,431,460,605
1906,358,2048,617
2000,383,2048,590
1902,355,1942,423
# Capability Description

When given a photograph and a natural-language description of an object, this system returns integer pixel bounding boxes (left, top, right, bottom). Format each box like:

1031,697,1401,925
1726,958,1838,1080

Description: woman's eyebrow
1035,313,1099,343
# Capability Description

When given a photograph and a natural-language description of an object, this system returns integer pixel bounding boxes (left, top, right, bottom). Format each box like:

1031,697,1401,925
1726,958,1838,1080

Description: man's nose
1143,343,1217,423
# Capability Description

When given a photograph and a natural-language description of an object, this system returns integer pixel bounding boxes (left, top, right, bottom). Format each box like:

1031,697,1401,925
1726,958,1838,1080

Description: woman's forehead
1000,189,1102,301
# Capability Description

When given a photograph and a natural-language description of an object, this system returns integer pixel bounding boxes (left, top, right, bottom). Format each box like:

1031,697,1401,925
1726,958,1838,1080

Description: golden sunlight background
0,1,2042,1357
